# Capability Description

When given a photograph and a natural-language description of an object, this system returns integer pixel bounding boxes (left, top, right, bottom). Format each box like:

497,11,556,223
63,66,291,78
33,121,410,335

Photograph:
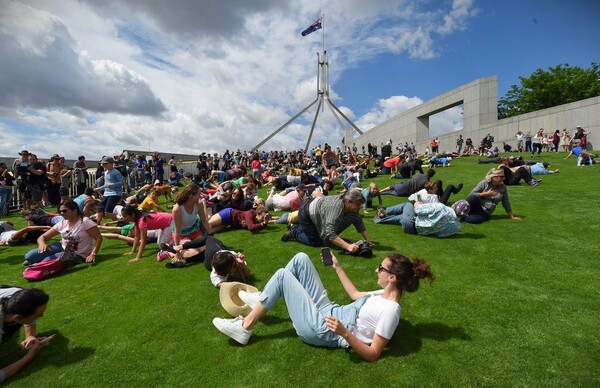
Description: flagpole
321,13,325,52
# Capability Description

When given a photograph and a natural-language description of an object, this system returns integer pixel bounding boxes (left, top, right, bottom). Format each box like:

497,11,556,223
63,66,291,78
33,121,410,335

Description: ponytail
387,254,435,293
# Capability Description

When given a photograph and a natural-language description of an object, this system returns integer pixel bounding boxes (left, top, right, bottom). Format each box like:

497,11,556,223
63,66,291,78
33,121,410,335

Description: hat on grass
219,282,259,317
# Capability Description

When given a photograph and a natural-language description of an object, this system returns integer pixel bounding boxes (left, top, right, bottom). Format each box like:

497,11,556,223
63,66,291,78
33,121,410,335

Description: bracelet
90,252,97,256
336,267,343,274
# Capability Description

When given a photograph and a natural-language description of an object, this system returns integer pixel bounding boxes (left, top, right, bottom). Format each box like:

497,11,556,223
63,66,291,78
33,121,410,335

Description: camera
16,162,32,174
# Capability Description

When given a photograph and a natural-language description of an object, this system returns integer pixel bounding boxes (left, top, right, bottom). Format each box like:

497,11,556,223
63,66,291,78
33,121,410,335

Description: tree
498,63,600,118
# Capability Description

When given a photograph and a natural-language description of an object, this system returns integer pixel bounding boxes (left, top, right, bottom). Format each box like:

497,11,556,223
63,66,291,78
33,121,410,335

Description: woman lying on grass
208,206,269,234
213,251,434,362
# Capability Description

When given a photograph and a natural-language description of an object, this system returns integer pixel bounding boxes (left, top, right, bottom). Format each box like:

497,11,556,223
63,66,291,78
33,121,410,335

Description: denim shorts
99,195,121,213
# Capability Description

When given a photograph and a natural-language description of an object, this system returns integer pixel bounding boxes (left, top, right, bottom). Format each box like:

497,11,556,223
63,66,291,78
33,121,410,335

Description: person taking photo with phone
213,251,434,362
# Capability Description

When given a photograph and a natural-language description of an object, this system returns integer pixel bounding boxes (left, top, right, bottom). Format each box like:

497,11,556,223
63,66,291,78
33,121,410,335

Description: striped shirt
309,195,366,243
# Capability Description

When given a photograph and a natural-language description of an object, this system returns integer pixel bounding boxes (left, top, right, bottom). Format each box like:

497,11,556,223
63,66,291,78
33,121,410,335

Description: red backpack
23,258,65,281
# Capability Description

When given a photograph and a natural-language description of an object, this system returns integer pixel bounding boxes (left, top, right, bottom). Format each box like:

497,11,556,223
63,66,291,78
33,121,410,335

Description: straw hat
219,282,259,317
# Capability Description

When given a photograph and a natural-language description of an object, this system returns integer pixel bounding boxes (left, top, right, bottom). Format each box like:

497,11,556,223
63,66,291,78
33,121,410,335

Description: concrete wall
352,76,599,153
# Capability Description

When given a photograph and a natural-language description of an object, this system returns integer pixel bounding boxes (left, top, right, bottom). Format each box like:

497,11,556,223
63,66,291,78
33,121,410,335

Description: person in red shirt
383,156,403,175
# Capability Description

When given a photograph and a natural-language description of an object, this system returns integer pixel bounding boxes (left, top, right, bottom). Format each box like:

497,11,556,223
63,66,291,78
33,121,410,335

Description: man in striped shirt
282,189,373,253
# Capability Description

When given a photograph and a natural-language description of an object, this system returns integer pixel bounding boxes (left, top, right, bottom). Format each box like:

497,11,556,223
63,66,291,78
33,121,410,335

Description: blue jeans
292,204,323,247
374,202,417,234
464,195,491,224
0,187,12,217
258,253,369,348
24,242,63,264
274,213,289,224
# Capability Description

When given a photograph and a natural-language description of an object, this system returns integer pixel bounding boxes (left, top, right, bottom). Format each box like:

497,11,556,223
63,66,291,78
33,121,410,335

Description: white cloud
430,106,464,136
357,95,424,130
0,1,166,115
0,0,478,159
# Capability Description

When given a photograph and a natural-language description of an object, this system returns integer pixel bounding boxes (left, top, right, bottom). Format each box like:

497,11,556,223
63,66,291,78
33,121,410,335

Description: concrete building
350,76,599,153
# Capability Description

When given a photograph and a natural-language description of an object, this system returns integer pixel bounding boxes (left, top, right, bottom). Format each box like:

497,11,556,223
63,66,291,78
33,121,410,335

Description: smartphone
39,334,56,345
321,247,333,266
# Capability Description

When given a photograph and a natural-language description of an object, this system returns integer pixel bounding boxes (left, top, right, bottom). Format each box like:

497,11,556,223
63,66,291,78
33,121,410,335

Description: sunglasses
58,209,69,214
377,264,393,275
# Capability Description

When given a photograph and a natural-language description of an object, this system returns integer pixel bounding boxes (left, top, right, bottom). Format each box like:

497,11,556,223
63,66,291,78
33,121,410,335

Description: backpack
23,258,65,281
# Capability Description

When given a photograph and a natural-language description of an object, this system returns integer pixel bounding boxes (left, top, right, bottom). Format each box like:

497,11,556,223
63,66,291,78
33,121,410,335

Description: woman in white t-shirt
213,251,434,361
31,200,102,265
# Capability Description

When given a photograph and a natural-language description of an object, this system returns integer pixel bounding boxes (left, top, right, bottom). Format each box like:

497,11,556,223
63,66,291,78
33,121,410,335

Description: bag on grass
23,258,65,281
342,239,373,258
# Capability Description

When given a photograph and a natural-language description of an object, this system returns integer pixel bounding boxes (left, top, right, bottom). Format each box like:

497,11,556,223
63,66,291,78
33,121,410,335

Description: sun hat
219,282,259,317
451,200,471,218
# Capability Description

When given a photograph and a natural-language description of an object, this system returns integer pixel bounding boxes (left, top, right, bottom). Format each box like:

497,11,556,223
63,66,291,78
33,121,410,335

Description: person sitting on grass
464,168,521,224
24,200,102,266
0,287,50,384
212,251,434,362
361,182,382,215
120,206,173,263
208,206,269,234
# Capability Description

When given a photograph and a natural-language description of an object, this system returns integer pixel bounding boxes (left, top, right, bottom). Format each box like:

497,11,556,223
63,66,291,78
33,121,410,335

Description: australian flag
301,17,322,37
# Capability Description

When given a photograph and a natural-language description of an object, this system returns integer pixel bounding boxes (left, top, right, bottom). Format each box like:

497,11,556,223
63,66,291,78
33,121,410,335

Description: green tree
498,63,600,118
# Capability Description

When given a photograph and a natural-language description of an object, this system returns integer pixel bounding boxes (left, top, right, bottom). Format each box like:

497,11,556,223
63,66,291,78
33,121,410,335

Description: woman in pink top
121,206,173,263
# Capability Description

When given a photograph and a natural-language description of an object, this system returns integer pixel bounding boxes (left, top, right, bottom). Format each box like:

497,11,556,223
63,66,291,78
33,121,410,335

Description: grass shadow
348,320,471,363
451,232,486,239
8,331,95,383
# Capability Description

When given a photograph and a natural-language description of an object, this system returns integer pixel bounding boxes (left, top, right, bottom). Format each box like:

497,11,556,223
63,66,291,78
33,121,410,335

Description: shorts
26,184,43,202
99,195,122,214
217,208,233,225
59,187,69,196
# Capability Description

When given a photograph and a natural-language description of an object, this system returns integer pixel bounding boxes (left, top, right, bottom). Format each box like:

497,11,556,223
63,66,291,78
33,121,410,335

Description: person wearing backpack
0,287,49,384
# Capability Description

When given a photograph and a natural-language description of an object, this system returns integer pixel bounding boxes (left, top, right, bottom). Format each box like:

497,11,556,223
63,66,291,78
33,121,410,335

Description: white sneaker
212,316,252,345
238,290,260,309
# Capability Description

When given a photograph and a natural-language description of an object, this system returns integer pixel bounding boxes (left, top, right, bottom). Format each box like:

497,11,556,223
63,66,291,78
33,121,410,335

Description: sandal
159,243,177,254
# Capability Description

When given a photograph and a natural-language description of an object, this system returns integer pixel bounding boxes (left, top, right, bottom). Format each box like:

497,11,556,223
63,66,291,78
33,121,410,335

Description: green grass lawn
2,152,599,387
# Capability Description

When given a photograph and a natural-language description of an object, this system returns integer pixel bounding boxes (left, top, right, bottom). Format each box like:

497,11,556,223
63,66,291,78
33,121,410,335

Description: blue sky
0,0,598,159
336,0,600,115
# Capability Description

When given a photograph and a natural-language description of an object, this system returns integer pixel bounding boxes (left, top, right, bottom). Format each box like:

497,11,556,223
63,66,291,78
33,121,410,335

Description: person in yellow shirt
138,189,165,212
